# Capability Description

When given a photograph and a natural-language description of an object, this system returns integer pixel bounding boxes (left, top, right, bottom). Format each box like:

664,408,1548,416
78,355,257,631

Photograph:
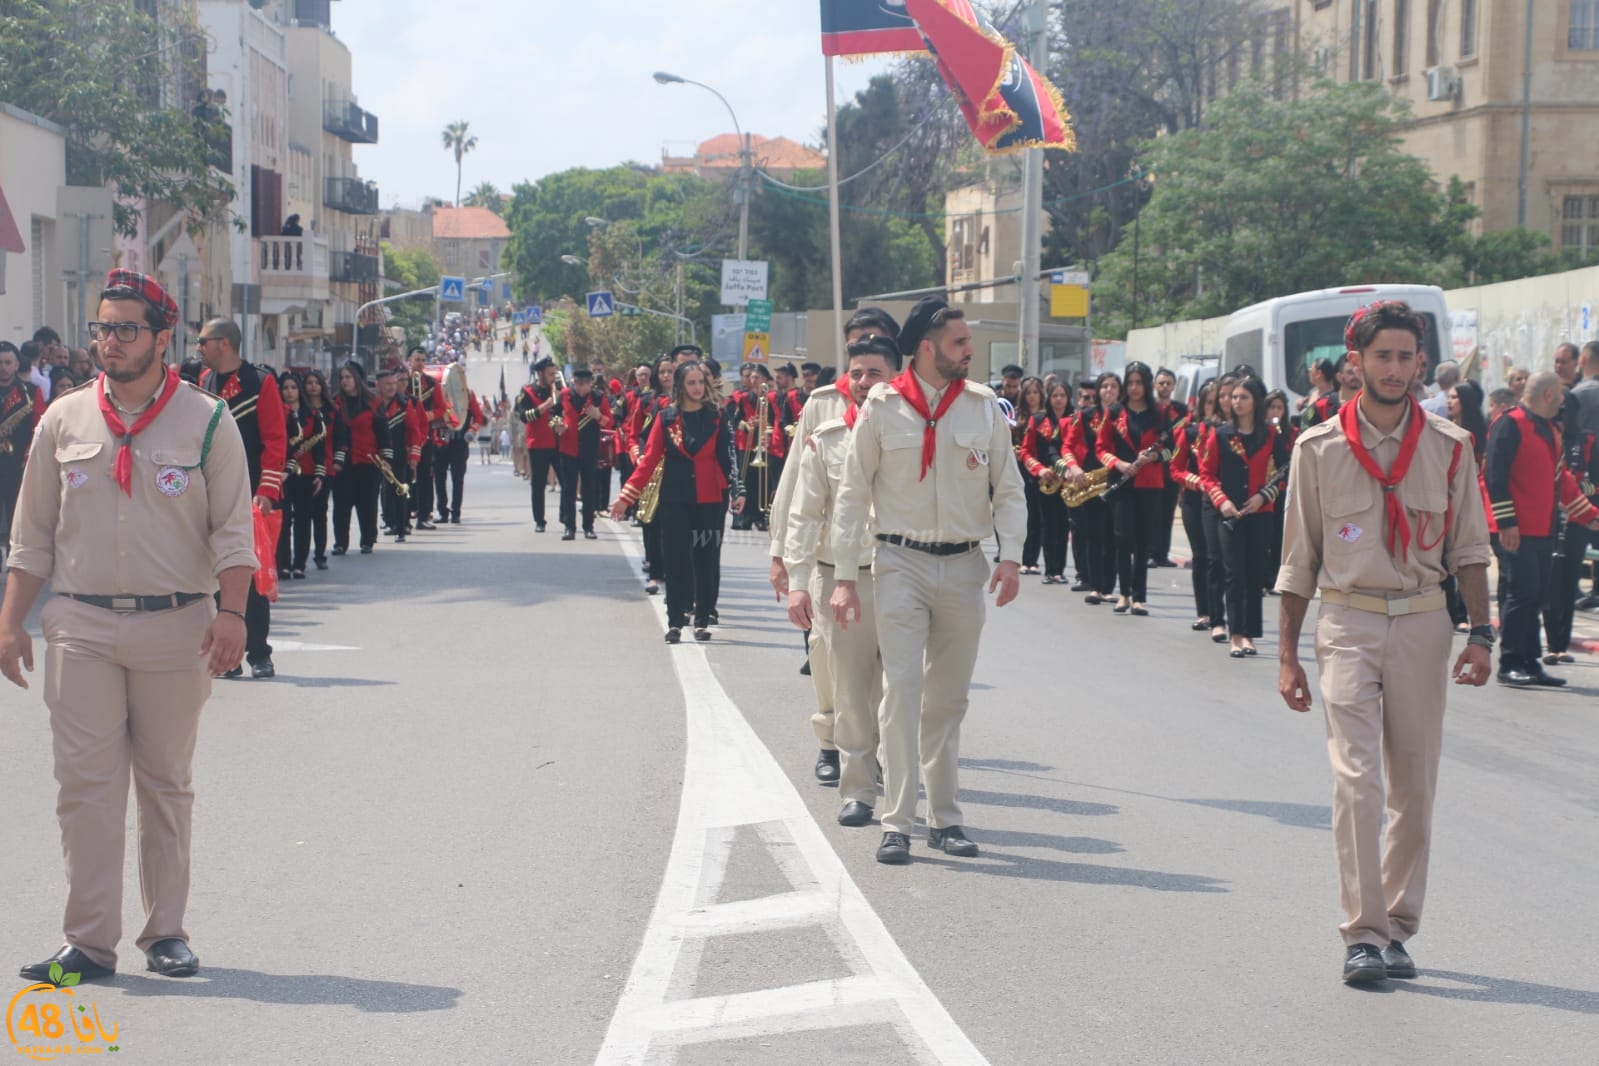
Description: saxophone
0,398,32,455
635,463,665,523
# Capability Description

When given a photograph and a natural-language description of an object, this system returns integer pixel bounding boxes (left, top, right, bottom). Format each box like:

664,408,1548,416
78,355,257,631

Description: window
950,216,977,277
1394,0,1410,76
1561,195,1599,257
1425,0,1441,67
1364,0,1380,79
1572,2,1599,49
1461,0,1477,57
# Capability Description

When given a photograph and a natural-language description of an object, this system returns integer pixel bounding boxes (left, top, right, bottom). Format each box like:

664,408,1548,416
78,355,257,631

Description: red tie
889,369,965,479
96,367,182,496
1338,393,1426,561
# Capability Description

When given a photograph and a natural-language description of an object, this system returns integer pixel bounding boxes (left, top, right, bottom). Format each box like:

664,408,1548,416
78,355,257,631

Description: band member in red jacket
332,361,388,556
0,341,47,551
405,347,450,529
274,372,327,580
1062,375,1118,601
198,318,287,679
376,368,427,542
514,357,562,532
1019,380,1072,583
556,367,614,540
1095,362,1174,615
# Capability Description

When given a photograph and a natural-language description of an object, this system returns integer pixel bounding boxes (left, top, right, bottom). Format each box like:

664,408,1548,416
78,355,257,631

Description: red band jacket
1020,411,1069,479
0,379,46,463
201,362,288,501
556,387,614,459
1200,422,1291,511
1169,423,1212,497
1484,405,1599,535
334,396,389,469
1063,406,1108,471
1096,402,1176,490
285,407,329,478
515,383,559,450
619,404,739,507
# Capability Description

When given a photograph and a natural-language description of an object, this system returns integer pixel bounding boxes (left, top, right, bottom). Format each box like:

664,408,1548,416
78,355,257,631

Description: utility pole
737,131,752,262
1517,0,1534,227
1018,0,1046,376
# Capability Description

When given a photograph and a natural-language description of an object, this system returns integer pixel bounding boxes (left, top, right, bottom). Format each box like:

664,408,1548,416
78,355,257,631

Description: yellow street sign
743,331,770,362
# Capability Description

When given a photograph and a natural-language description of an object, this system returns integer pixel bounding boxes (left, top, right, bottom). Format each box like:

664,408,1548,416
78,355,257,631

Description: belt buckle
1387,598,1412,617
109,596,139,612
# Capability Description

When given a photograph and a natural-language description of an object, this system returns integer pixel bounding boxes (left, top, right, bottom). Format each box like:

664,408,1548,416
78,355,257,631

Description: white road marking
269,640,358,652
597,537,989,1065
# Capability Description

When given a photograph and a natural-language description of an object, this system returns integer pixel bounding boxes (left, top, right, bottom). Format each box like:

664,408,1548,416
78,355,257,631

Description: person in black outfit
611,361,745,643
301,369,337,569
1096,362,1173,615
555,367,612,540
1151,367,1188,567
1202,375,1292,658
1171,379,1219,636
274,372,327,579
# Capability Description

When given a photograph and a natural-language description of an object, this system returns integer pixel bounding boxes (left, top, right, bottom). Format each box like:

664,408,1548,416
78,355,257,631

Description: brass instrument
635,464,665,523
1061,467,1113,507
549,365,570,435
1038,468,1063,495
0,394,35,453
374,453,410,497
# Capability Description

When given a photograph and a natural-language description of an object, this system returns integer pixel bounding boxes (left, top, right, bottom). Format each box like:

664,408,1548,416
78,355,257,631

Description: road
2,354,1596,1065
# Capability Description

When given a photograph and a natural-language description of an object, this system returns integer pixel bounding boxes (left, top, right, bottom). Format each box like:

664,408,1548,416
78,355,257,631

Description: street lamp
561,254,587,267
653,70,752,262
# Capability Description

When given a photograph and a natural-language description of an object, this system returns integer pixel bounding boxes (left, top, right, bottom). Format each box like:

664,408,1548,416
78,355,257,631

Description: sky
334,1,898,209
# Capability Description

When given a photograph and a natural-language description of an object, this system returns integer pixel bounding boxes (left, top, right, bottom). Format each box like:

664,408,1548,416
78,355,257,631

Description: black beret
532,356,555,372
571,367,594,381
898,296,949,356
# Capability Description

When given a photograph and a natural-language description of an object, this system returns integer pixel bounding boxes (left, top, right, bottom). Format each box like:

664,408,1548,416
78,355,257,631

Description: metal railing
324,176,379,215
329,250,379,284
323,100,379,144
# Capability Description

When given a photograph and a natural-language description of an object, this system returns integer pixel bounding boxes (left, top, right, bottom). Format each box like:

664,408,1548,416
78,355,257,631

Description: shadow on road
916,851,1229,892
959,758,1056,773
1393,970,1599,1014
960,787,1118,818
1179,797,1332,830
967,828,1124,855
116,966,461,1013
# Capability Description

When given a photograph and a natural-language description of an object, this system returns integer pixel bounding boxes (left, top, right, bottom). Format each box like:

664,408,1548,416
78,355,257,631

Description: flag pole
826,53,846,372
1018,0,1045,377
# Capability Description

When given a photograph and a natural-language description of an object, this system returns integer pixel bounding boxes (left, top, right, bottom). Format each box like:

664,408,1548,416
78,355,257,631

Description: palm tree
464,181,502,212
442,120,478,207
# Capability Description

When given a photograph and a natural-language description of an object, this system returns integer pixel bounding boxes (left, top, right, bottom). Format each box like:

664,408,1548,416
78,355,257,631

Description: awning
0,181,27,254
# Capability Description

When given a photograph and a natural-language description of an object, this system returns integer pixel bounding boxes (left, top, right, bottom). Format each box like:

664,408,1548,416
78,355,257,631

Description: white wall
0,105,67,345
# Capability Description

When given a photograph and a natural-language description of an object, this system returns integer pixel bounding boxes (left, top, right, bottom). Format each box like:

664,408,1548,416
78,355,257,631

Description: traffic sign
720,259,769,304
1051,270,1090,286
586,291,615,318
502,281,513,301
439,276,466,302
617,303,642,317
1050,271,1090,318
480,277,495,294
526,306,543,325
742,331,770,362
513,312,526,326
744,298,772,333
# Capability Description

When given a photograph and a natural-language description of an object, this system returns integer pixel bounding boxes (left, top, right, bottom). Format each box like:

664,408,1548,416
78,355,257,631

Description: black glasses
88,321,161,342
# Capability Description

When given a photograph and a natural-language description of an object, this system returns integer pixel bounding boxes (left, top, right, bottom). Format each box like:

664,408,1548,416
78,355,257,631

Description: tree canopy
381,242,442,346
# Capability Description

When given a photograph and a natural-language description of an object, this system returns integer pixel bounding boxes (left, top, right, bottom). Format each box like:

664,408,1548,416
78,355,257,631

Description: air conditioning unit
1425,66,1459,102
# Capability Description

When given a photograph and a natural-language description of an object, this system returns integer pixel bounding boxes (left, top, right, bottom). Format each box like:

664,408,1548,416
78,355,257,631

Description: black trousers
1180,490,1214,621
1022,475,1043,568
1219,510,1270,638
527,448,556,526
1039,490,1068,577
1069,501,1089,582
1201,499,1227,628
559,453,602,533
216,585,272,665
1542,525,1590,655
643,513,665,580
1154,482,1180,562
382,462,412,535
1113,486,1161,601
1495,533,1553,671
433,434,469,519
659,501,726,628
1265,505,1286,590
310,477,331,562
0,459,21,544
334,464,380,550
411,441,435,520
616,455,637,513
1075,496,1116,595
276,474,317,572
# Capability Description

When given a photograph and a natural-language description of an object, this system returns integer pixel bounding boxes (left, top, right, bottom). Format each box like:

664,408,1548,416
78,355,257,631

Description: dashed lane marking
597,534,989,1065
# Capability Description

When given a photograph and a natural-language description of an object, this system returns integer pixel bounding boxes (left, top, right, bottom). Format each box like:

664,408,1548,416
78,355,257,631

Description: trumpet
374,454,410,498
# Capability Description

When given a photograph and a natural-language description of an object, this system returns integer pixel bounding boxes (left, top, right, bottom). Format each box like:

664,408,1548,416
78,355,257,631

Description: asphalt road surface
2,357,1596,1065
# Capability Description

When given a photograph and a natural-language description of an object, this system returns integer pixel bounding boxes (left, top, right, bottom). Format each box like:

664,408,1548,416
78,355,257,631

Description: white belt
1320,588,1446,617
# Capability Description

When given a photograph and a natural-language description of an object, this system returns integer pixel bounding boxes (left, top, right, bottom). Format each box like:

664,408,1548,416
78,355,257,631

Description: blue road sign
513,312,526,326
481,277,495,294
502,281,513,301
586,291,615,318
526,306,542,325
439,276,466,302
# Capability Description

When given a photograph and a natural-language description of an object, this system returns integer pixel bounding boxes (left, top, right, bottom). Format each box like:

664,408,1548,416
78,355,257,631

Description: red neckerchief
1339,392,1426,561
889,368,964,479
96,367,181,496
843,389,861,430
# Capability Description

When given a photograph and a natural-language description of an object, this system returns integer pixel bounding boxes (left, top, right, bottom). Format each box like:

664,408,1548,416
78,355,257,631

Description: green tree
1092,81,1473,334
442,120,478,207
0,0,233,235
464,181,502,212
381,243,443,346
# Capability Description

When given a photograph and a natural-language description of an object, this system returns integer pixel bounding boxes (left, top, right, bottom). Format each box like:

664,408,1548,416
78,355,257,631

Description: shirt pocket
56,440,104,491
954,431,990,476
151,447,203,470
1323,482,1379,554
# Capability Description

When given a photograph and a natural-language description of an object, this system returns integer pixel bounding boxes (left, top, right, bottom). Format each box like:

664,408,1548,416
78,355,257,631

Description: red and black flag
904,0,1073,154
819,0,927,57
498,365,507,404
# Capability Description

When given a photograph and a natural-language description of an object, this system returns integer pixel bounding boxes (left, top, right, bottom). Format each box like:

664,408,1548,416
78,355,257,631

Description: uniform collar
1353,396,1412,447
913,369,948,403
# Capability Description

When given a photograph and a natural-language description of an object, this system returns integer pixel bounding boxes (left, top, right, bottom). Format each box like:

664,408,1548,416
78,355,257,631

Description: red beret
103,269,180,330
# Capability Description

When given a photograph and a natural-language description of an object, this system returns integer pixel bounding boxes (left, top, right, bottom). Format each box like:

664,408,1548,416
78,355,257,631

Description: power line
757,172,1142,221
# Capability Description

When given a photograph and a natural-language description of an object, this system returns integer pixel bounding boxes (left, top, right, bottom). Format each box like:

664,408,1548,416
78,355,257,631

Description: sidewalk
1165,519,1599,655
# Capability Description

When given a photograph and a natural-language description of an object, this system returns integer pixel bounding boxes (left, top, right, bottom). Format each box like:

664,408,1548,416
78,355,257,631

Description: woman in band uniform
301,369,337,570
1020,380,1073,584
1170,379,1219,635
275,373,327,580
1263,388,1295,594
1201,376,1291,658
1064,373,1120,603
611,362,745,644
1014,376,1047,574
331,363,387,556
1096,362,1173,616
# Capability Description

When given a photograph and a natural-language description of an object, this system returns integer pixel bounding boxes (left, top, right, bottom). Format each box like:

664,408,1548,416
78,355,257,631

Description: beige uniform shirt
831,373,1027,579
1277,402,1491,599
784,416,875,591
769,384,848,562
8,376,258,595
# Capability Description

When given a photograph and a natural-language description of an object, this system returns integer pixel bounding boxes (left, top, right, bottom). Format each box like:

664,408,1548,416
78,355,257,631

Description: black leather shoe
1497,668,1536,686
584,530,598,540
561,529,576,541
20,946,114,983
359,544,373,554
314,557,328,570
799,659,811,676
222,664,244,679
838,801,874,827
693,627,711,642
449,515,461,524
1575,593,1599,611
251,659,275,680
1070,579,1090,591
416,520,437,531
876,832,912,865
1530,670,1567,688
144,938,199,978
330,546,347,556
1543,652,1575,665
664,627,681,644
928,826,979,857
535,522,546,533
1381,940,1417,979
814,749,840,783
1343,943,1388,984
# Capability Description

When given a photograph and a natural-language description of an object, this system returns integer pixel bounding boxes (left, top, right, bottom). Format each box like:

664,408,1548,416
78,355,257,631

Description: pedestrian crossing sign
439,276,466,302
743,331,769,362
587,291,615,318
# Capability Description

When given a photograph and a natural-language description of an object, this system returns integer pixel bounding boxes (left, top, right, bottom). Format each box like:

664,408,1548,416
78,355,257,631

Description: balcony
323,100,379,145
324,176,379,215
329,250,379,285
257,235,330,312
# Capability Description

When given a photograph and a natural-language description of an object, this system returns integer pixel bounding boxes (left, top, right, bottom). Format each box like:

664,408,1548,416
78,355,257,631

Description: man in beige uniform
1277,299,1492,985
784,335,898,827
0,270,257,983
831,297,1026,865
769,308,900,784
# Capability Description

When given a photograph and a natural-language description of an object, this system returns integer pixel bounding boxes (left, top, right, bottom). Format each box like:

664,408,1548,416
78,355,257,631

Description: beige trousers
872,544,987,836
806,569,837,751
1315,600,1452,948
40,596,214,969
811,563,882,805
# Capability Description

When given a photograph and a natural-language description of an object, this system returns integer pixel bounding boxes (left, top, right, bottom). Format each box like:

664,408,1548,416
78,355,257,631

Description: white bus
1219,284,1449,404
